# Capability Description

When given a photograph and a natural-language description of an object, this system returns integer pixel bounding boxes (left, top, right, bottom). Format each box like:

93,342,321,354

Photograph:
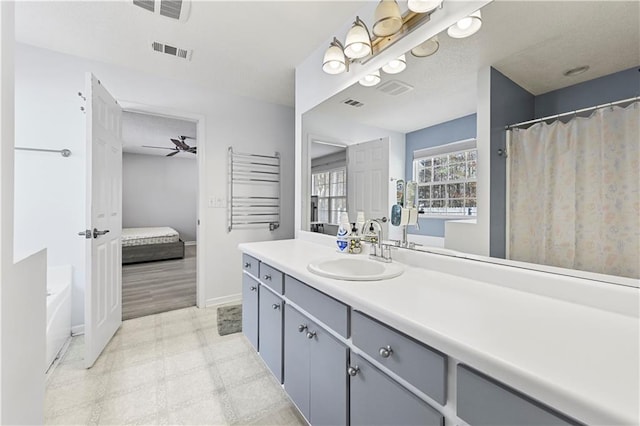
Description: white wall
123,153,198,242
14,43,295,327
1,4,47,423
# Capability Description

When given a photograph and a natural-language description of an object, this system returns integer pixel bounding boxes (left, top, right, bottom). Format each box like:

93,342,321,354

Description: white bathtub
46,265,72,371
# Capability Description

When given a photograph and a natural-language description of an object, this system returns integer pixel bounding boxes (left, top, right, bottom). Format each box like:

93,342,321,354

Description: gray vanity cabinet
242,273,259,350
258,286,283,383
349,353,444,426
284,304,349,426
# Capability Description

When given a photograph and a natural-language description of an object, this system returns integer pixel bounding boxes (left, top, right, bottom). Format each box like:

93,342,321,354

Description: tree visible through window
312,168,347,224
413,148,477,217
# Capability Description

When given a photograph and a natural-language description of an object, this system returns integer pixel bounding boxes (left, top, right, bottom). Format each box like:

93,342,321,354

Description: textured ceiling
15,0,364,107
308,1,640,133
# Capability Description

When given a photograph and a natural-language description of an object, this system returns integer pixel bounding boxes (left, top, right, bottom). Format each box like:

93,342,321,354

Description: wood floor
122,244,196,320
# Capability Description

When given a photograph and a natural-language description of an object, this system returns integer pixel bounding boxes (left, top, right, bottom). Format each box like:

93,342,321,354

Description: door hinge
78,230,92,239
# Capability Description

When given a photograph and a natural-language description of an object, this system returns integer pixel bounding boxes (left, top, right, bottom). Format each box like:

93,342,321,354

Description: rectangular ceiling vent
151,41,193,61
377,80,414,96
342,98,364,108
133,0,191,22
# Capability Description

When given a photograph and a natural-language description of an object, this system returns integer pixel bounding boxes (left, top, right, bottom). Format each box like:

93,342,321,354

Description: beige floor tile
45,376,105,415
48,358,108,387
98,386,158,425
119,314,158,333
45,403,95,426
164,347,209,378
105,359,162,396
161,318,198,339
159,307,194,323
162,331,203,356
226,375,288,420
245,405,308,426
110,341,160,371
114,326,159,351
167,396,227,425
207,334,252,362
217,352,267,389
165,366,221,409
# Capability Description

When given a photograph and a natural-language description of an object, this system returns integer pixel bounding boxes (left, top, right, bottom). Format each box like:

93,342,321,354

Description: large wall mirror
301,0,639,285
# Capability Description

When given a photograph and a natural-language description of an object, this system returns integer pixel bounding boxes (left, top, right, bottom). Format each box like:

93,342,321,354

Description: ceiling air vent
133,0,191,22
342,98,364,108
151,41,193,61
376,80,414,96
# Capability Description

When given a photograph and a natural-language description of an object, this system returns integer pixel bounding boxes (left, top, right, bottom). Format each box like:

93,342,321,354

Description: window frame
311,166,347,225
412,139,477,219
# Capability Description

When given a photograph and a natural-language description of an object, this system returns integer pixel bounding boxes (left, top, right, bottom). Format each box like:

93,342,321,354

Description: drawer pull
347,366,360,377
379,345,393,358
306,331,317,339
298,324,308,333
272,303,280,310
249,286,257,292
244,262,251,268
263,274,272,280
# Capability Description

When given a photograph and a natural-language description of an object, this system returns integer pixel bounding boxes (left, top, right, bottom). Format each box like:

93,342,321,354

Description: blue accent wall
404,114,476,237
489,68,535,258
535,66,640,117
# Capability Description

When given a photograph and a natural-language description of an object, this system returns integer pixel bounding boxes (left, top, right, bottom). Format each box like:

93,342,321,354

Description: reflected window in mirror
311,168,347,225
413,138,477,218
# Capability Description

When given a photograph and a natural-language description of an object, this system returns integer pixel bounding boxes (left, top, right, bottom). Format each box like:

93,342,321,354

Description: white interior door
84,73,123,368
347,138,390,224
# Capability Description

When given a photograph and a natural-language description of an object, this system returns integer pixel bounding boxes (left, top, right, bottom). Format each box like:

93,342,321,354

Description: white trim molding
205,293,241,308
71,324,85,336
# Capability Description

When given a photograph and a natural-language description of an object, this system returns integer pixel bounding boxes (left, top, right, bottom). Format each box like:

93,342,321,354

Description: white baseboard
205,293,241,308
184,241,197,246
71,324,85,336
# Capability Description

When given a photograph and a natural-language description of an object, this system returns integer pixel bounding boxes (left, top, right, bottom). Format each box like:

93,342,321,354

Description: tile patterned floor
45,307,307,425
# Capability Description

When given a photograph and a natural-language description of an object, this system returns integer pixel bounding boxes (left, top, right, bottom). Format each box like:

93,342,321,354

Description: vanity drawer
242,254,259,276
457,365,580,425
351,311,446,405
259,262,284,294
284,275,349,338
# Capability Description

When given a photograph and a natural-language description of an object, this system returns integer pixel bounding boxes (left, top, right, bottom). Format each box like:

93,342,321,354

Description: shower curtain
508,101,639,279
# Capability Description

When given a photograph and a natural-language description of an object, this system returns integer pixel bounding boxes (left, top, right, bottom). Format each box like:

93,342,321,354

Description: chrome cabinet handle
347,366,360,377
272,303,280,310
298,324,307,333
306,331,317,339
263,274,272,280
249,286,257,291
244,262,251,268
379,345,393,358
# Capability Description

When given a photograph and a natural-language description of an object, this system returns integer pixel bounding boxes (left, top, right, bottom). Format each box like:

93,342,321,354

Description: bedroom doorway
119,107,203,320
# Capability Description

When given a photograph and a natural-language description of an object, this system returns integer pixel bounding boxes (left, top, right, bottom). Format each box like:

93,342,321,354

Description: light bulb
359,70,381,87
456,17,472,30
381,54,406,74
447,10,482,38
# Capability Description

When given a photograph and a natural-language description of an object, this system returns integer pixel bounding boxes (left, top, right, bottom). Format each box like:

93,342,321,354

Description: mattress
122,227,180,247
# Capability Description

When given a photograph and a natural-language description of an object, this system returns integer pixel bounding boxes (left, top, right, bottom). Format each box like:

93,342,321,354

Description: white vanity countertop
239,239,639,426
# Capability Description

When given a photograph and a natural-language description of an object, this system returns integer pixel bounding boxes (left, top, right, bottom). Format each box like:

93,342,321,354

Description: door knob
244,262,252,268
379,345,393,358
298,324,307,333
272,303,280,310
249,286,257,291
263,274,272,281
306,331,316,339
77,230,91,239
93,228,110,238
347,366,360,376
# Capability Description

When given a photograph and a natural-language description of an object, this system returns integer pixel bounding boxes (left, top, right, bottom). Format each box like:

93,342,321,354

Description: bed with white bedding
122,227,185,264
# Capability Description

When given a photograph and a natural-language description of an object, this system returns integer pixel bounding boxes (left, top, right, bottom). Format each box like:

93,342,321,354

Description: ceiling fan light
381,54,406,74
373,0,403,37
323,40,347,74
344,17,372,59
411,35,440,57
447,10,482,38
407,0,442,14
359,70,381,87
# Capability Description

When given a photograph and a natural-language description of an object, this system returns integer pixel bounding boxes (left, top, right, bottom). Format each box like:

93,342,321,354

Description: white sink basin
307,257,404,281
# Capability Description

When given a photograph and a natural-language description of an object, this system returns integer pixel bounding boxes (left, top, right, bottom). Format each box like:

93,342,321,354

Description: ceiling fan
142,136,197,157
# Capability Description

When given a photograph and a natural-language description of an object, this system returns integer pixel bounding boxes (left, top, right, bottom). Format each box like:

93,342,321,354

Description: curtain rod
15,147,71,157
506,95,640,130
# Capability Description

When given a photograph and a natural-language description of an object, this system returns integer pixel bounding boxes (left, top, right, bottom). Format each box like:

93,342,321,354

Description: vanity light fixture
410,35,439,57
373,0,403,37
407,0,442,14
344,16,373,59
382,54,407,74
322,38,348,75
447,10,482,38
359,70,381,87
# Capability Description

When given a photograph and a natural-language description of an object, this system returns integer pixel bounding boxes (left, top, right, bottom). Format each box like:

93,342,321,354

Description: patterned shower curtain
508,101,639,279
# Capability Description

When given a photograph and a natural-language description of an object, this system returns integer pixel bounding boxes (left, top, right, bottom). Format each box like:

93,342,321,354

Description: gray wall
123,152,198,241
405,114,477,237
489,68,535,258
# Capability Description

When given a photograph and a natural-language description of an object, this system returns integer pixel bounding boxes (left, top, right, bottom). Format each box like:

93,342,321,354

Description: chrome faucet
361,219,392,262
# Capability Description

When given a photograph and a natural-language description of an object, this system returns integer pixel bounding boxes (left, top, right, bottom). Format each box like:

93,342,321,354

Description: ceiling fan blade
180,135,195,140
170,138,183,149
166,150,180,157
142,145,176,150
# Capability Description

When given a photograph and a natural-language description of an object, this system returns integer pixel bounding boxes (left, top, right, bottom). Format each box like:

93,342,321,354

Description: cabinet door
309,322,349,426
283,304,310,421
242,274,259,350
350,354,443,426
258,287,283,383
